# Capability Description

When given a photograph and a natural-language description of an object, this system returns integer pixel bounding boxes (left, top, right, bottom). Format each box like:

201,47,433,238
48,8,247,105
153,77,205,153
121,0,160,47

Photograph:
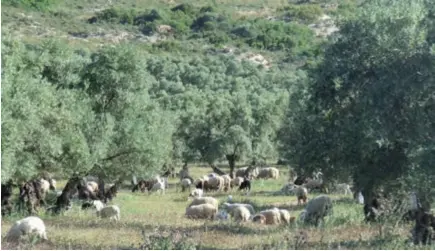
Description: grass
1,166,431,250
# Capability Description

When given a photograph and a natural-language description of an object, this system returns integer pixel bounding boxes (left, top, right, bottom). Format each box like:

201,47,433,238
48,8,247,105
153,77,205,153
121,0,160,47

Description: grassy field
1,166,430,250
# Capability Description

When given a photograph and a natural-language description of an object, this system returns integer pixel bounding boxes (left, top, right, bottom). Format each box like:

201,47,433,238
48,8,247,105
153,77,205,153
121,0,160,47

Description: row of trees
2,0,434,201
1,36,304,181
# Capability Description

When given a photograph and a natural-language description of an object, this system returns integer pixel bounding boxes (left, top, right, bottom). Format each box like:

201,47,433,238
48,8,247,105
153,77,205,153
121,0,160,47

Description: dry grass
0,166,430,249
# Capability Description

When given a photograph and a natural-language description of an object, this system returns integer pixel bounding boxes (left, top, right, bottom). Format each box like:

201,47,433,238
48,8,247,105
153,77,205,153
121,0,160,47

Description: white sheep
221,174,232,191
333,183,352,195
185,203,217,220
294,185,308,205
256,209,281,225
235,167,248,177
274,208,292,224
230,205,251,222
92,200,105,211
188,196,219,210
97,205,120,221
257,167,280,180
180,178,192,192
188,188,204,198
303,195,333,226
230,177,244,188
222,202,255,215
5,216,48,243
151,180,165,195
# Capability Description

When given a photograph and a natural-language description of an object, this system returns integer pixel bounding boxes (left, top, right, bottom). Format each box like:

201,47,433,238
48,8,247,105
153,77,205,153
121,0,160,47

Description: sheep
185,203,218,220
277,209,292,224
294,185,308,205
96,205,120,221
188,196,219,210
188,188,204,198
222,202,255,215
256,209,282,225
180,178,192,192
230,205,251,222
207,176,224,191
256,167,280,180
82,200,105,211
252,214,266,224
5,216,48,243
303,195,333,226
150,179,165,195
230,177,243,188
235,167,249,178
221,174,232,192
333,183,352,195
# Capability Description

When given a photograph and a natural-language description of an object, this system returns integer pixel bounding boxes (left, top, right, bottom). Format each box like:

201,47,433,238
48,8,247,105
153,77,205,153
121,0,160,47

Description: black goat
239,178,251,192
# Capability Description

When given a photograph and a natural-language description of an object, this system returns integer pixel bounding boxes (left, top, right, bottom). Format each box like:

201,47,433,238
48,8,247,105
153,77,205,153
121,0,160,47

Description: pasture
1,166,427,250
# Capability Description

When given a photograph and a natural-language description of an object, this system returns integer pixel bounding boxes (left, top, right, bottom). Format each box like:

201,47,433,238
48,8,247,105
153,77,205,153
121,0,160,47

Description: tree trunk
226,154,237,179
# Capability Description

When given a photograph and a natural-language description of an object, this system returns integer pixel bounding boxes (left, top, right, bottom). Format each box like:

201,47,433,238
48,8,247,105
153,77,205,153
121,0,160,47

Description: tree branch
100,149,137,162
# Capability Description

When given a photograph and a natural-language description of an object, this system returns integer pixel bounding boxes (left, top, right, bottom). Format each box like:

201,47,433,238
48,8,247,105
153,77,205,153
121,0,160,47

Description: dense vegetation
2,0,435,204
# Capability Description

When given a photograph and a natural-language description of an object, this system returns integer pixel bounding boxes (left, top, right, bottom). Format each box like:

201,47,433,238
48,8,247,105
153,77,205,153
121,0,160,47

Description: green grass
1,166,430,250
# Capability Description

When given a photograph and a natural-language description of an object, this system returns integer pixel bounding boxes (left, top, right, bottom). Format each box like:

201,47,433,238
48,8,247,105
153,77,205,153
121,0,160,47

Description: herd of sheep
2,164,435,247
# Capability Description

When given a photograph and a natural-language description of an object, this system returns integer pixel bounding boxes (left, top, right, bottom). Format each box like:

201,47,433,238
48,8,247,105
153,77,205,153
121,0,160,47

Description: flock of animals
1,164,435,247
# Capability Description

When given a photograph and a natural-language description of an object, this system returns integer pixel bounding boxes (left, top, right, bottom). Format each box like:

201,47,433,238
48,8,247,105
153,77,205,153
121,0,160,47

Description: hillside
1,0,357,68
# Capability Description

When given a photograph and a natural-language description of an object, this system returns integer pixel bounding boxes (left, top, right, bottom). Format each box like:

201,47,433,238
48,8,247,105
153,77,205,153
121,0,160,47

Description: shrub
280,4,324,23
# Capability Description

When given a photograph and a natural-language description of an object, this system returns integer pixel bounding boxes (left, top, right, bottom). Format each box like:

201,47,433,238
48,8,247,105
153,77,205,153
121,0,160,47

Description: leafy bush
279,4,324,23
89,8,138,25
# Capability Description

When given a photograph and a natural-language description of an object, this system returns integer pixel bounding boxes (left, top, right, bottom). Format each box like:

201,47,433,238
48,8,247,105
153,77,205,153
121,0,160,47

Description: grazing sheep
230,177,243,188
207,176,224,191
252,214,266,224
278,209,292,224
235,167,249,178
256,167,280,180
5,216,47,243
188,196,219,210
150,179,165,195
257,209,282,225
304,178,324,192
188,188,204,198
333,183,352,195
295,185,308,205
303,195,333,226
223,202,255,215
180,178,192,192
97,205,120,221
82,200,105,211
221,174,232,192
230,205,251,222
185,203,218,220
